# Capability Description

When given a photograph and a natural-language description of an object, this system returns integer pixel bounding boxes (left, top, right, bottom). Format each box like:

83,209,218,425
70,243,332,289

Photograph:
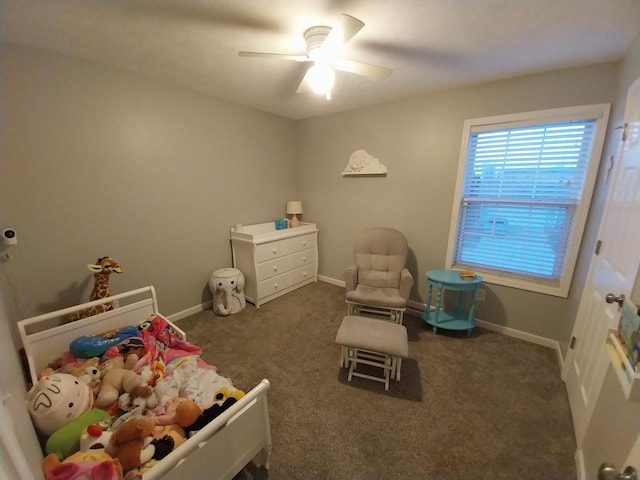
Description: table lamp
286,201,303,228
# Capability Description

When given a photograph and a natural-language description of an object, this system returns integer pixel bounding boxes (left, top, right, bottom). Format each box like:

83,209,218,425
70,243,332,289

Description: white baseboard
319,276,564,368
318,275,343,287
172,277,565,370
168,300,212,323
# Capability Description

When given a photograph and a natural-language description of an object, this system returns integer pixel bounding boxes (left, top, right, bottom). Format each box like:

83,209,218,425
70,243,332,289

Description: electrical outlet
476,288,486,301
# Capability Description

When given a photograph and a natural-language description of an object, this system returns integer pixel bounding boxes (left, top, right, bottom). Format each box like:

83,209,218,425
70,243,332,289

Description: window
446,104,610,297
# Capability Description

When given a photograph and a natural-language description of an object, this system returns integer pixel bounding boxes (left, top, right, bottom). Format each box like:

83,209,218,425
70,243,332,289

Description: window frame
445,104,611,297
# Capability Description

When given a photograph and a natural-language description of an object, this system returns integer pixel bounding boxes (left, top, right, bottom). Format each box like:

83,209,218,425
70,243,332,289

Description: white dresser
231,222,318,307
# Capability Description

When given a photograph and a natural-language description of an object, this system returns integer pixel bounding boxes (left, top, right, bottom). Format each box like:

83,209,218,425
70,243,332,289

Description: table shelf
422,269,483,336
422,309,476,332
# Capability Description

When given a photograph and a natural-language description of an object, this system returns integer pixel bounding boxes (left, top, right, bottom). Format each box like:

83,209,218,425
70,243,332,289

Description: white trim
407,299,561,352
575,448,586,480
168,300,213,323
445,103,611,298
320,277,563,365
318,274,343,287
171,277,565,371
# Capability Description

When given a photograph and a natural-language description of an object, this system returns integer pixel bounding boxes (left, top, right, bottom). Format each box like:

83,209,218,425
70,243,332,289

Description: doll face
27,373,94,436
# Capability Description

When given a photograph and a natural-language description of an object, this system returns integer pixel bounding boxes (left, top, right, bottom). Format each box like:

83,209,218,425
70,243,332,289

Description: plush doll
118,388,159,414
184,386,245,437
96,356,152,409
45,408,110,460
79,424,113,452
60,357,102,395
27,373,95,436
150,425,187,460
70,326,140,358
107,417,156,472
152,397,200,427
42,450,123,480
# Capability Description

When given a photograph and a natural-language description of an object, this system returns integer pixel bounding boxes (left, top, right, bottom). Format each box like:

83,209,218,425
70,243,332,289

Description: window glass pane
455,202,572,280
453,118,595,283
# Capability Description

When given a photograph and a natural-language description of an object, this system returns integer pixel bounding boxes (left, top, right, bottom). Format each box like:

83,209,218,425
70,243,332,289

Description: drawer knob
273,266,277,272
274,283,278,289
302,257,306,262
302,241,306,246
272,248,277,254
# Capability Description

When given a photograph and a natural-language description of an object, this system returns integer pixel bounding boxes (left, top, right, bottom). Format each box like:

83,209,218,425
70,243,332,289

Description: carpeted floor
177,281,576,480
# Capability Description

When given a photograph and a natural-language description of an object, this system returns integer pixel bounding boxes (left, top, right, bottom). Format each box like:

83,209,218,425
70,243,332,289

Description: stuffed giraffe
69,257,123,321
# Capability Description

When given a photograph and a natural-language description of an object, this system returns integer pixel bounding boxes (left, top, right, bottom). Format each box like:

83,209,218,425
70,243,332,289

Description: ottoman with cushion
335,315,409,391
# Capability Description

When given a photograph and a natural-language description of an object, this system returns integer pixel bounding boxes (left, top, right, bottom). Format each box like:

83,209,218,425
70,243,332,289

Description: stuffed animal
150,425,187,461
96,356,152,409
152,397,200,427
45,408,110,460
107,417,156,472
42,450,123,480
27,373,95,436
184,386,245,437
70,326,140,358
60,357,102,394
118,388,159,414
79,424,113,452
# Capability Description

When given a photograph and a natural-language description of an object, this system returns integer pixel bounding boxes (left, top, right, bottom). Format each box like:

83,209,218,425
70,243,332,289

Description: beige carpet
177,281,576,480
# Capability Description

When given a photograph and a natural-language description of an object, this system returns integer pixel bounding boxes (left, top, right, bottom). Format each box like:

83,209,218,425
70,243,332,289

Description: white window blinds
452,119,597,283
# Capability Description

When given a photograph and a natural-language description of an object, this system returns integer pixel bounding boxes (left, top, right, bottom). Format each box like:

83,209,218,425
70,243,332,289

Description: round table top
426,269,483,285
211,267,242,278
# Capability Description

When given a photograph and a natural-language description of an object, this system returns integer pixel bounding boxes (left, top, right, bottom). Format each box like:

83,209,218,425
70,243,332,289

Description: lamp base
290,215,301,228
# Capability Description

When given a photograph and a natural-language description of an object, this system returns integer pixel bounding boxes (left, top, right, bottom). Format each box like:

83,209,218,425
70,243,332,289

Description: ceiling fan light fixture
307,62,335,99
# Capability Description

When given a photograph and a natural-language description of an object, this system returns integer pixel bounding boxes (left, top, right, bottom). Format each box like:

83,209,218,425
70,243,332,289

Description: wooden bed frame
18,286,272,480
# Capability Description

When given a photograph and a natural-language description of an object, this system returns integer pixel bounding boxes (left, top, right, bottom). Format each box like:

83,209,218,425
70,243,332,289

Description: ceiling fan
238,14,392,99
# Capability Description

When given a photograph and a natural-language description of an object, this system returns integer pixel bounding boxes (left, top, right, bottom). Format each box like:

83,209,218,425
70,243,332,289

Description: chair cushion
335,316,408,358
346,284,407,308
353,227,408,289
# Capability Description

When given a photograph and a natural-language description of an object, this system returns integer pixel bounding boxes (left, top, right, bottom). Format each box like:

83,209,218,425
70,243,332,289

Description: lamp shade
286,201,303,215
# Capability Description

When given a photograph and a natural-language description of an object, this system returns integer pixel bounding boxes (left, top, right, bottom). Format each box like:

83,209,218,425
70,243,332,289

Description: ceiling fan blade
333,59,392,79
238,51,310,62
296,68,314,94
320,14,364,55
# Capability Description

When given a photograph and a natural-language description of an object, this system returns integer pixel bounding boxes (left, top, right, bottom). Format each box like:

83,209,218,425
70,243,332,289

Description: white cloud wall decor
342,149,387,176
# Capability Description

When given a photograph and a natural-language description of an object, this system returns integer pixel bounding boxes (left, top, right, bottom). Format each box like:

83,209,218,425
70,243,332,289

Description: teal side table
422,269,483,336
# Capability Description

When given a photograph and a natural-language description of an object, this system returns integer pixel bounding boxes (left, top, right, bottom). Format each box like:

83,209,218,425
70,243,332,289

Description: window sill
450,267,568,298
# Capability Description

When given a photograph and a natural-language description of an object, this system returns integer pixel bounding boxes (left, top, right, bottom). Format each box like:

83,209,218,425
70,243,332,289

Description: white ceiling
2,0,640,120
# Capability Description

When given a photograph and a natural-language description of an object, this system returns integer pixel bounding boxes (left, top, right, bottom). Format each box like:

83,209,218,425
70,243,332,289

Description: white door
562,76,640,479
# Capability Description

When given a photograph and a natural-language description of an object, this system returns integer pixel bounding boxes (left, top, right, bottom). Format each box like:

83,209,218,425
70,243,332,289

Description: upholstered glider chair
345,227,414,324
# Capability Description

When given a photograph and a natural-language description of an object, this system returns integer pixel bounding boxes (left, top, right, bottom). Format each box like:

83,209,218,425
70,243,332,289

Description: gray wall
296,62,621,349
2,33,639,353
0,44,297,346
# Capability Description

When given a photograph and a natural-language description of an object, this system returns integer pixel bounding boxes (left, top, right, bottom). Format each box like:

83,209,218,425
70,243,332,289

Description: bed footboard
144,379,272,480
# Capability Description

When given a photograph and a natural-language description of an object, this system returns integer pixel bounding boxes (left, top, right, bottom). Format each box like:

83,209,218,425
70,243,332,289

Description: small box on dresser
231,222,318,307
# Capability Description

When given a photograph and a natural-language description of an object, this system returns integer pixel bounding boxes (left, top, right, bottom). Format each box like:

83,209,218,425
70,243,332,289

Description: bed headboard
18,286,163,385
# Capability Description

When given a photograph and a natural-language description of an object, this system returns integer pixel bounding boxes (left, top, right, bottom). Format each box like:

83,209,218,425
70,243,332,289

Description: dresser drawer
290,233,316,253
256,256,290,281
257,272,291,299
290,263,316,286
290,248,314,270
255,238,291,263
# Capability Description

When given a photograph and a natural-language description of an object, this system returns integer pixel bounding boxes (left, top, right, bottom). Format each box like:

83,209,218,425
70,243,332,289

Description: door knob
605,293,625,306
599,463,638,480
599,464,619,480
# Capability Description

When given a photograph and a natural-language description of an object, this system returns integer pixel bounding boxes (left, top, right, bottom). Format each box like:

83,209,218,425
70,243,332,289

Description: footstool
335,315,409,391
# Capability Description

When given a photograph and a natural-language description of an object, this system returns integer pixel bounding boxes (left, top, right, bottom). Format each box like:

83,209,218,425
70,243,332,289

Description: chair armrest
345,265,358,292
399,268,414,300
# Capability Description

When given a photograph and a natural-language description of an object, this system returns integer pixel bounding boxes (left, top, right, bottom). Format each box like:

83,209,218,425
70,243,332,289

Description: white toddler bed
17,286,271,480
